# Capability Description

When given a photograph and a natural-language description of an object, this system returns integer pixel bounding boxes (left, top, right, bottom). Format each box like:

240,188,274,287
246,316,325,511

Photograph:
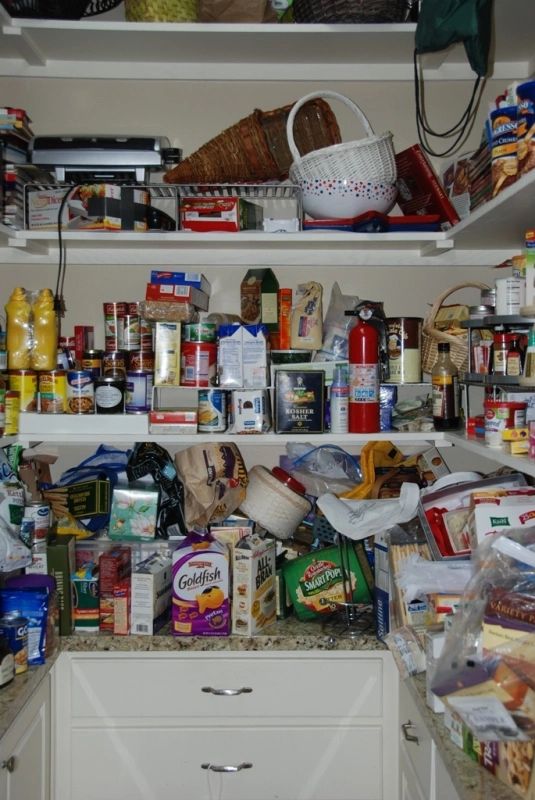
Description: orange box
278,288,292,350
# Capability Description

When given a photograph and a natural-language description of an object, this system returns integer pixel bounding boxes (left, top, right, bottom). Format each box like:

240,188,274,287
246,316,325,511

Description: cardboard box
47,534,76,636
145,283,209,311
277,288,292,350
148,409,198,435
72,563,99,632
228,389,272,434
131,552,173,635
154,321,181,386
373,530,391,641
171,538,230,637
150,271,211,296
108,483,159,541
180,197,263,232
43,478,110,520
218,324,269,389
469,490,535,548
28,184,150,231
98,546,132,633
274,369,325,433
240,268,279,329
113,581,131,636
232,534,276,636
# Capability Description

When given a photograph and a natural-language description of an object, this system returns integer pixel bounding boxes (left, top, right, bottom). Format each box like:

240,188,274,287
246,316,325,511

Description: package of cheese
469,489,535,548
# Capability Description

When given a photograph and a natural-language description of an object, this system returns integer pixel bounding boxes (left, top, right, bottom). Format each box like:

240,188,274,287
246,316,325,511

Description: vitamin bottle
31,288,58,371
431,342,460,430
5,287,32,370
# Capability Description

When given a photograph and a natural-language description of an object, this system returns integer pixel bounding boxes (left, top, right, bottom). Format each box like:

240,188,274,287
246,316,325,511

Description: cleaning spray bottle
346,309,380,433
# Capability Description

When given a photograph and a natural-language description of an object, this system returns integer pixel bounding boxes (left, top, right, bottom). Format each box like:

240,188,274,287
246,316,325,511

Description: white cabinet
0,674,50,800
53,650,398,800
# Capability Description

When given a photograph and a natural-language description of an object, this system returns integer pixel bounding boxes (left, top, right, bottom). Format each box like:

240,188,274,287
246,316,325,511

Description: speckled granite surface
406,674,521,800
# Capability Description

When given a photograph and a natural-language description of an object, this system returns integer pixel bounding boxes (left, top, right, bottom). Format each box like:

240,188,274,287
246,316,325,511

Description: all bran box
232,534,276,636
172,536,230,636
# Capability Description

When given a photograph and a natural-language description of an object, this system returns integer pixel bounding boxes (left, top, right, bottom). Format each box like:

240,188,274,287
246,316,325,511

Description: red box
99,547,131,632
180,196,240,232
113,580,131,636
145,283,209,311
74,325,94,367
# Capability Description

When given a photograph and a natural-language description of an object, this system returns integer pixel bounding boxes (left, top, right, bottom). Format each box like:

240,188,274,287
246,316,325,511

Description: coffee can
198,389,228,432
66,370,95,414
125,370,153,414
95,375,126,414
386,317,423,384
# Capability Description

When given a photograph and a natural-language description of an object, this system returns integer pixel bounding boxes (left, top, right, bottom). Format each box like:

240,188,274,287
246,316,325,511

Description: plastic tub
484,400,527,447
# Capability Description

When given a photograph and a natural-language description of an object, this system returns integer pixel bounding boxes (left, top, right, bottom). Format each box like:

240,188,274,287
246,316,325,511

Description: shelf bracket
7,236,49,256
2,24,46,66
419,238,454,257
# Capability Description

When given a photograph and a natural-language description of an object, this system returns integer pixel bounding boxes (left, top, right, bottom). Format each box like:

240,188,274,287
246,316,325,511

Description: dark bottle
431,342,460,430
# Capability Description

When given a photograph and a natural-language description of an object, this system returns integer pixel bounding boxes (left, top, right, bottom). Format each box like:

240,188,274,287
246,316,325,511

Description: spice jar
492,332,510,375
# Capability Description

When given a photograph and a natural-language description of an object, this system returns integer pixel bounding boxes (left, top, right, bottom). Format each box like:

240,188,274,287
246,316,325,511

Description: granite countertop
406,674,521,800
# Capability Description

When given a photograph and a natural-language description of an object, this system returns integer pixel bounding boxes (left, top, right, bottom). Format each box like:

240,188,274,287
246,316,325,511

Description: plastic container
240,465,311,540
484,400,527,447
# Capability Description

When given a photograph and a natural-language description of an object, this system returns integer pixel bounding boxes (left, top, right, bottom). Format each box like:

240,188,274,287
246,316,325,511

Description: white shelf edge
446,431,535,477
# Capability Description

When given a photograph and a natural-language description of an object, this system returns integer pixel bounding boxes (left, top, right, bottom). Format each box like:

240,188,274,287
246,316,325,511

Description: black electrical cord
413,48,486,158
54,183,83,318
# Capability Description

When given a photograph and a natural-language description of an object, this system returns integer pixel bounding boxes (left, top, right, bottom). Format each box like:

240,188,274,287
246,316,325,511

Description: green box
72,563,99,632
47,534,76,636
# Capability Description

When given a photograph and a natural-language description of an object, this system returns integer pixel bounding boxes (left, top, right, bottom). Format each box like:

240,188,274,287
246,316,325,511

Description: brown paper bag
197,0,277,22
174,443,248,528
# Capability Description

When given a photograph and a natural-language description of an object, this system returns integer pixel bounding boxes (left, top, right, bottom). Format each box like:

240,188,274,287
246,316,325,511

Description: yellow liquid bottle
31,288,58,371
5,287,32,370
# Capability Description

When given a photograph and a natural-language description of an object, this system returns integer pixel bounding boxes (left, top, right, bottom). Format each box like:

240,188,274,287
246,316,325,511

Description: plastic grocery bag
431,527,535,741
284,443,361,496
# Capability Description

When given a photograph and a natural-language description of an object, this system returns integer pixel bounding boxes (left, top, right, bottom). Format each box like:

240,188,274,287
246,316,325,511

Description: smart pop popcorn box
172,535,230,637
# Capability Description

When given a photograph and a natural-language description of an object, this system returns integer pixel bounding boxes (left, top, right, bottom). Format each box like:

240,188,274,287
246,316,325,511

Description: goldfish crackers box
172,535,230,636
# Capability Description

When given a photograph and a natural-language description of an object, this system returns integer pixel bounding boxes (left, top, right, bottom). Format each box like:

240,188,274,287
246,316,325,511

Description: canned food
4,391,20,435
66,370,95,414
103,350,128,377
184,322,217,343
95,375,126,414
24,501,50,541
198,389,228,432
103,301,127,351
128,350,155,372
0,612,28,674
125,370,153,414
386,317,423,384
81,349,103,379
122,315,140,351
19,517,35,548
180,341,217,387
139,318,154,352
38,370,67,413
9,370,37,412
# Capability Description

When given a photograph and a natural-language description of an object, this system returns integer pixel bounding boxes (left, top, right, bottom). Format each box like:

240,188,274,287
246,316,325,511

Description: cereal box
232,534,276,636
172,536,230,636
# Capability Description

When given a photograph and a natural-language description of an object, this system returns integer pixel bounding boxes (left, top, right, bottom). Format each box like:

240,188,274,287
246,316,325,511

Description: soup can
122,314,141,351
386,317,423,384
128,350,155,372
4,391,20,435
184,322,217,343
24,501,50,541
103,301,127,351
66,370,95,414
198,389,228,432
103,350,128,377
180,341,217,387
95,375,126,414
9,370,37,412
0,612,28,674
38,370,67,414
81,349,103,379
125,370,153,414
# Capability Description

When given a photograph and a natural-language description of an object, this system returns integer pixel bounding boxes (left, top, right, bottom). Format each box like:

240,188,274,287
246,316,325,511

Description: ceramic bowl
299,178,398,220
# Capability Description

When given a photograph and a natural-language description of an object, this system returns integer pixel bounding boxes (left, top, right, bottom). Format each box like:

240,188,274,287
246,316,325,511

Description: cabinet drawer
69,653,383,720
399,680,433,797
69,724,384,800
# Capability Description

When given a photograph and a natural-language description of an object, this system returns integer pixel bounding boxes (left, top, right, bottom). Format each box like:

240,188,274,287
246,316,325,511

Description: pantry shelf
0,3,532,82
446,431,535,478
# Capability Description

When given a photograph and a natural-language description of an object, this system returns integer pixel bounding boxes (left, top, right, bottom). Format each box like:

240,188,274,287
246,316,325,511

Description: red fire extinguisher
346,310,380,433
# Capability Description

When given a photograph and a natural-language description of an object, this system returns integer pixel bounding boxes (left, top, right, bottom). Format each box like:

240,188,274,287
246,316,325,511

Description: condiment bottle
492,331,509,376
5,287,32,370
506,335,522,377
31,288,58,371
431,342,460,430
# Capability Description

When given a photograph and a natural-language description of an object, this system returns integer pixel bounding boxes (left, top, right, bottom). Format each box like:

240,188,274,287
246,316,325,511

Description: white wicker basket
287,90,397,185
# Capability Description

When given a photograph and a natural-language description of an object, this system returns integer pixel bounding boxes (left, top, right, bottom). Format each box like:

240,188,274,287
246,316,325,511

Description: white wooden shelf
0,1,532,82
446,431,535,478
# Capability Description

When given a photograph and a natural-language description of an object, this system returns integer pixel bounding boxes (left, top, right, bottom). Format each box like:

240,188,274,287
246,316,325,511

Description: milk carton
232,534,276,636
172,536,230,636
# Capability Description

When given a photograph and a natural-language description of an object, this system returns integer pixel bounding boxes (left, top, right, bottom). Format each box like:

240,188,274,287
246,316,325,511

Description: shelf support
2,23,46,66
419,238,454,257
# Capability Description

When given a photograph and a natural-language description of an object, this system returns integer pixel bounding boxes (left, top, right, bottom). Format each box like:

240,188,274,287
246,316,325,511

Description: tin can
0,612,28,674
66,370,95,414
125,370,153,414
184,322,217,343
81,349,103,379
38,370,67,414
128,350,155,372
103,301,127,351
95,375,126,414
4,391,20,435
386,317,423,384
139,318,154,352
180,341,217,387
19,517,35,548
24,501,50,541
9,370,37,412
122,314,141,351
198,389,228,432
103,350,128,377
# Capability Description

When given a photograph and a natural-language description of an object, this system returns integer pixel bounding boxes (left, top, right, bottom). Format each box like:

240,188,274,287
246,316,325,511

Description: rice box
172,536,230,636
232,534,276,636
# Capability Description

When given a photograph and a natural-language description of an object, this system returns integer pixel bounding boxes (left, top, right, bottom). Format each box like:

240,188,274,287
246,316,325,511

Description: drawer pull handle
2,756,16,772
201,762,253,773
402,720,419,744
201,686,253,696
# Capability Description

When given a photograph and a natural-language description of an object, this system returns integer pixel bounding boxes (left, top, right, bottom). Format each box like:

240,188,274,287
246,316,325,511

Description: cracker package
290,281,323,350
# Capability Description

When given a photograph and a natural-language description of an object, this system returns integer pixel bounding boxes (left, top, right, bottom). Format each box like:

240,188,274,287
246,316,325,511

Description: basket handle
286,90,375,163
422,281,490,343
